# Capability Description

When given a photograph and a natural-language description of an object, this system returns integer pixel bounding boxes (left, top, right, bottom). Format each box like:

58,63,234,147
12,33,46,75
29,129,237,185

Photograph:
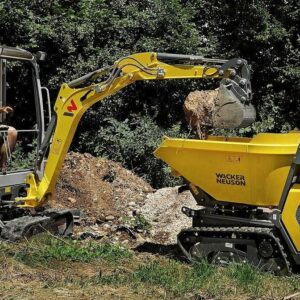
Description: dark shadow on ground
134,242,188,262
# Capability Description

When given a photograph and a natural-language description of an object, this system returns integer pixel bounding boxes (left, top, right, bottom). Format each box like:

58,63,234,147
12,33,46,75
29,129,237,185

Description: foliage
75,115,187,187
122,213,152,232
9,140,37,171
0,0,298,187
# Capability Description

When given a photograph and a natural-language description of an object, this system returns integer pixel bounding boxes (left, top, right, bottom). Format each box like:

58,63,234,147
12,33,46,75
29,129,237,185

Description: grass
122,214,152,232
226,263,263,295
88,259,215,298
12,235,132,266
1,235,300,299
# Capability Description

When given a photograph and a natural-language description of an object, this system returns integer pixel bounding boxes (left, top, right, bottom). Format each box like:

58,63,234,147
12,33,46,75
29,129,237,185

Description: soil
51,152,199,246
52,152,154,224
183,90,217,139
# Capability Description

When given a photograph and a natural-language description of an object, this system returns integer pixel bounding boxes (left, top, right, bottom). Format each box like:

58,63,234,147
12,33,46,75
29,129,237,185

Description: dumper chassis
176,145,300,274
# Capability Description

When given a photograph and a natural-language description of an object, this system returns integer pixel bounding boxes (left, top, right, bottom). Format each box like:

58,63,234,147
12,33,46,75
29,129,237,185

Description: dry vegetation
0,235,300,300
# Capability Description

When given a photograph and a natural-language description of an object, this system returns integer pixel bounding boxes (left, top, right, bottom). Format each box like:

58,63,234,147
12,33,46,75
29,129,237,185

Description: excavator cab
0,46,73,239
0,46,49,205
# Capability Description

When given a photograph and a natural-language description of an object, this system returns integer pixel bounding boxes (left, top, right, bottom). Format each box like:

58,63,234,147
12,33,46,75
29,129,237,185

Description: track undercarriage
0,208,74,241
178,204,292,275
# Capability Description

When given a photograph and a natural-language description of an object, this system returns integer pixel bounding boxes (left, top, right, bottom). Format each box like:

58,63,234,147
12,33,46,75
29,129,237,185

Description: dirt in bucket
183,90,217,139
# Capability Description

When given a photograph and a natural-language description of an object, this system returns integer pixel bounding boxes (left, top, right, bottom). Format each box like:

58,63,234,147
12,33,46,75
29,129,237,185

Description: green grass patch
91,259,215,297
226,263,263,295
14,235,132,266
2,236,300,299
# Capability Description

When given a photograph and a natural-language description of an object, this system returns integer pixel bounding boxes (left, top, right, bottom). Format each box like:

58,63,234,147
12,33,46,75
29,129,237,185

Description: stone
96,217,105,224
102,223,111,229
105,215,115,221
78,231,103,240
89,225,99,231
67,197,76,203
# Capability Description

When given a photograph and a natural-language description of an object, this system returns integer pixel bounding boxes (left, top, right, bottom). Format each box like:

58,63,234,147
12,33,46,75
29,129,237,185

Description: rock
102,223,111,229
132,209,141,216
96,217,105,224
105,215,115,221
136,235,146,244
110,225,118,232
128,201,136,207
90,225,99,231
78,231,103,240
117,225,136,239
149,230,156,237
140,187,198,244
67,197,76,203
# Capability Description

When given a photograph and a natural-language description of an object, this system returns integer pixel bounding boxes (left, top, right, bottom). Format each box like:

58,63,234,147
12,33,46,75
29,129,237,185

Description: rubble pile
53,152,153,222
52,152,198,246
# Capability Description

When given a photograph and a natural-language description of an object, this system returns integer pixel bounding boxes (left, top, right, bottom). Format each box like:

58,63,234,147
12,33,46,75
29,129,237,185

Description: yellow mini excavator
0,45,298,274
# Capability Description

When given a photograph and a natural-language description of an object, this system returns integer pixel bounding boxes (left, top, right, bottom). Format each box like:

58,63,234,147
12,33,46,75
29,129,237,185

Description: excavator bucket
213,81,256,128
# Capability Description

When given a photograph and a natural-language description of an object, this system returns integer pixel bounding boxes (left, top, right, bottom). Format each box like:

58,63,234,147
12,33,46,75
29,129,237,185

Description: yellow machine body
154,132,300,207
282,184,300,251
14,52,245,208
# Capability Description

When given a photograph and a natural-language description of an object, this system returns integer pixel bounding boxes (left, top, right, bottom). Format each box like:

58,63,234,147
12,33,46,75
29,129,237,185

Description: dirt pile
52,152,153,224
183,90,217,139
51,152,199,246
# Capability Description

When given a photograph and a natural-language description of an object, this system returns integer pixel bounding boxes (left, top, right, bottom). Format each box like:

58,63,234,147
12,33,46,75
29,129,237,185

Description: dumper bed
154,132,300,207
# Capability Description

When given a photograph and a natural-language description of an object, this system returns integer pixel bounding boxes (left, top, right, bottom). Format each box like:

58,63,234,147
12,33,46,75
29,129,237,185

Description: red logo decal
67,99,77,112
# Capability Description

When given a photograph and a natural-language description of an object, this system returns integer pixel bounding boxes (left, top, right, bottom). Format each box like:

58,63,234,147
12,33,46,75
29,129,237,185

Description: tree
0,0,298,187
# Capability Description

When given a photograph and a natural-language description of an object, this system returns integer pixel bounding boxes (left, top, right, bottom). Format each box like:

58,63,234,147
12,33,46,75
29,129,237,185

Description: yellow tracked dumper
155,132,300,274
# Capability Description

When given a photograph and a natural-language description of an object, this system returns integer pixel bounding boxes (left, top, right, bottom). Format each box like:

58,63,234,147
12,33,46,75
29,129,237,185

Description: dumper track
178,226,291,275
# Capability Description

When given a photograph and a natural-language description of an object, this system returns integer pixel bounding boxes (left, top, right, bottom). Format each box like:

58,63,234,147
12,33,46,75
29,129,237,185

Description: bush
75,115,188,188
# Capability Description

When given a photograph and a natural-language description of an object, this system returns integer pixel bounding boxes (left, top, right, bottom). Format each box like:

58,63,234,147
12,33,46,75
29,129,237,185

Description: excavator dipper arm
14,52,253,208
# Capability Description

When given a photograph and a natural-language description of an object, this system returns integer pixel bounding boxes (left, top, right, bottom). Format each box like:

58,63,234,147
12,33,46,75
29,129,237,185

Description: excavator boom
15,52,254,209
